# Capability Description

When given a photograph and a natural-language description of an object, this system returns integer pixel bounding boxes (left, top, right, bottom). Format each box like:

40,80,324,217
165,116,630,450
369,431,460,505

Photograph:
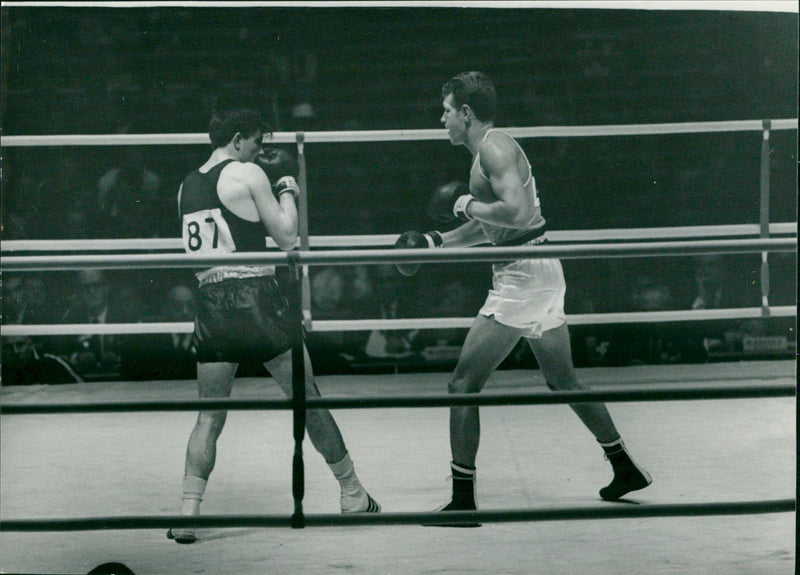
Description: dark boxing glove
393,230,444,276
255,147,300,200
427,181,474,223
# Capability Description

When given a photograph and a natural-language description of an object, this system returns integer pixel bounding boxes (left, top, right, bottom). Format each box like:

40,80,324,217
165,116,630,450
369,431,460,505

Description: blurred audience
412,276,474,364
622,275,683,365
2,273,81,384
691,255,730,310
630,275,674,313
96,145,163,238
125,283,197,380
56,269,144,381
363,265,418,359
37,153,97,239
305,266,353,373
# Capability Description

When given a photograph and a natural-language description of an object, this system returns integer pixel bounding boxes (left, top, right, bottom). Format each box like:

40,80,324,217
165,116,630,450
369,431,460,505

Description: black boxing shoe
599,442,653,501
423,496,481,528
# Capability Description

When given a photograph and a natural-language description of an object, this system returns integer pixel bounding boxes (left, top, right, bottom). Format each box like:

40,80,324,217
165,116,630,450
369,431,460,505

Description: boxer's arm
242,163,299,250
440,219,487,247
466,138,534,229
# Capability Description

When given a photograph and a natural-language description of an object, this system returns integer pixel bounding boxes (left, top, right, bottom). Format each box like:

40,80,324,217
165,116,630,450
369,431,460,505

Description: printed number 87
187,218,218,251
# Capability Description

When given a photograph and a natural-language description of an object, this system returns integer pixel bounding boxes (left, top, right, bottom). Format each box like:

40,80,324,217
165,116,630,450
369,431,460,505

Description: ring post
288,251,306,529
758,119,772,317
296,131,313,330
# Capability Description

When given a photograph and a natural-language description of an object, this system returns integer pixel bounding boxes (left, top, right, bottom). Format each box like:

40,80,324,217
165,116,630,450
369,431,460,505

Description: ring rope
1,118,796,147
2,223,796,253
2,237,794,272
1,306,797,338
3,237,794,336
1,382,795,415
1,499,793,532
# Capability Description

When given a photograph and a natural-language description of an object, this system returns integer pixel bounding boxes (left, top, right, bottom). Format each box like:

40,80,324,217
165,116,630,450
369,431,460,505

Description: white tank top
470,129,546,246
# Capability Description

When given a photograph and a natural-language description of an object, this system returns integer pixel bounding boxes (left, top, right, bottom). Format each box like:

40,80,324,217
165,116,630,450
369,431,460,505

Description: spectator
124,283,198,380
1,273,79,384
306,266,352,373
412,277,477,367
363,265,417,359
631,275,674,313
684,255,735,357
622,275,682,365
691,255,729,310
348,265,375,310
57,269,144,381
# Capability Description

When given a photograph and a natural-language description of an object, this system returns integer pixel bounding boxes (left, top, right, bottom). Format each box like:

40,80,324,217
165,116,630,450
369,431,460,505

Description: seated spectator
363,266,418,359
347,265,375,313
1,273,80,384
306,266,352,373
622,275,682,365
412,277,475,364
631,275,674,312
686,255,760,358
56,269,144,381
692,255,728,310
123,283,197,380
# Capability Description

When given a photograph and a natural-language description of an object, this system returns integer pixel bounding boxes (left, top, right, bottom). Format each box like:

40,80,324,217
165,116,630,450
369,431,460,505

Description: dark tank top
179,159,268,254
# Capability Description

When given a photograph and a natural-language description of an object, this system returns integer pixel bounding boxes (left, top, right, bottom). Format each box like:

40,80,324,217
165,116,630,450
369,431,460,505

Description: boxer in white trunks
395,72,651,526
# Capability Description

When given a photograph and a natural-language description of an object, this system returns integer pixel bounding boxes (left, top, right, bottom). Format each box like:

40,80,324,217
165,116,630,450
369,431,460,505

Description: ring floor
1,360,795,575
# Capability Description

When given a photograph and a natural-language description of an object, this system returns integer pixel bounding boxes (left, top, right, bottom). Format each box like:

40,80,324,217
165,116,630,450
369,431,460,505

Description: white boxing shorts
479,252,567,339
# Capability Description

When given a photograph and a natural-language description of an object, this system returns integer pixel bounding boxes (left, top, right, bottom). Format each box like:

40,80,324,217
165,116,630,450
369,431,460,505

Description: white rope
1,119,796,147
2,223,796,253
1,322,195,336
2,238,794,271
4,2,798,12
313,307,797,331
2,306,795,337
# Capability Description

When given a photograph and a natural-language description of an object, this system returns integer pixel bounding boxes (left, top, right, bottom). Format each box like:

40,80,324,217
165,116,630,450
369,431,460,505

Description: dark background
1,6,797,379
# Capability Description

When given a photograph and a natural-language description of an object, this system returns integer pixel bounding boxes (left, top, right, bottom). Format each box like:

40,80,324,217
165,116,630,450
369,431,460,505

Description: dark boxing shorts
194,275,294,364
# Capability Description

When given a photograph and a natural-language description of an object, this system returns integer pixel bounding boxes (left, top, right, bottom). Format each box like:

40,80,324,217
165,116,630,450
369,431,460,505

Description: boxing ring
1,120,796,574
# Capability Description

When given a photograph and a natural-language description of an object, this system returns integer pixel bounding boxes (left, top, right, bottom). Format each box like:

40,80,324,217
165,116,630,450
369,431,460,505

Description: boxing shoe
599,440,653,501
425,497,482,528
329,453,381,513
166,528,197,545
341,488,381,513
425,463,481,527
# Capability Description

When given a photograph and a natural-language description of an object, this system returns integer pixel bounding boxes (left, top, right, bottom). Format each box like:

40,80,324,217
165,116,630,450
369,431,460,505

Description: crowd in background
2,7,796,384
3,248,795,384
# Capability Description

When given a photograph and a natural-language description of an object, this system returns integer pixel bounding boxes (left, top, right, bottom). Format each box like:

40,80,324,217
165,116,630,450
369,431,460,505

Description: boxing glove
256,147,300,200
394,230,443,276
427,181,473,223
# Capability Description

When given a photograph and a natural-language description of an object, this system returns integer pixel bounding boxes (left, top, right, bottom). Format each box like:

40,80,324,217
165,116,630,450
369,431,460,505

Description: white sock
180,475,207,516
329,452,368,498
598,438,626,456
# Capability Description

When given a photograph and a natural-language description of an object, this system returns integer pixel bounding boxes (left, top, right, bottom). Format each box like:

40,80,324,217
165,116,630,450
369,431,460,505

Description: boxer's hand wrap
452,195,474,221
424,230,444,248
273,176,299,201
428,181,471,223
